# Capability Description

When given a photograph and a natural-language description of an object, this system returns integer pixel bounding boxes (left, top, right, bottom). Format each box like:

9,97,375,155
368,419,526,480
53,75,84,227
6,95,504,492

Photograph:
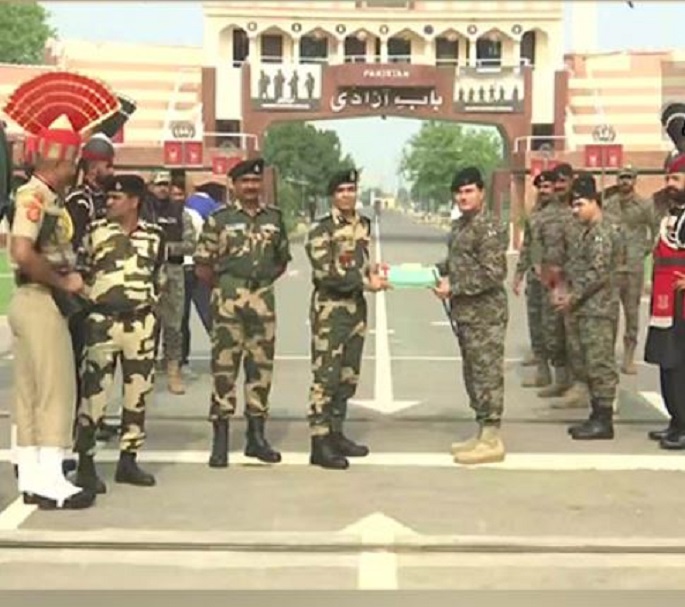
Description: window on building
344,36,367,63
300,35,328,64
436,37,459,67
476,37,502,68
261,34,283,64
521,30,536,66
233,28,249,66
388,36,411,64
216,120,242,150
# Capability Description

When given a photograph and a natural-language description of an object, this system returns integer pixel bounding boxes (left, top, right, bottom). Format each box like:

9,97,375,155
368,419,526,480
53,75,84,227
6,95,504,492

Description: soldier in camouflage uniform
513,170,556,388
74,174,165,491
305,168,389,470
603,165,657,374
434,166,509,465
534,164,574,400
194,158,291,468
554,173,620,439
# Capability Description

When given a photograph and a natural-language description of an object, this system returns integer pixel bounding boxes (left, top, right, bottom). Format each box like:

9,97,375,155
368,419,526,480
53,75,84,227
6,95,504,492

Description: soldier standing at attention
513,170,556,388
603,165,656,374
73,175,165,490
157,175,197,394
553,173,620,439
433,166,508,465
195,158,291,468
7,113,97,510
305,168,389,470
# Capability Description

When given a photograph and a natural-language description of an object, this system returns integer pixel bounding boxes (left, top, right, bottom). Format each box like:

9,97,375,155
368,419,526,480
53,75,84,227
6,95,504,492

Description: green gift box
386,264,440,288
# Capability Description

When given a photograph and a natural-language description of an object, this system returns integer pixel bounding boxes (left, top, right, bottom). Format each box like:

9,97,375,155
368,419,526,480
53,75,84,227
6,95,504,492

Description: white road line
639,391,669,419
0,450,682,471
0,497,36,531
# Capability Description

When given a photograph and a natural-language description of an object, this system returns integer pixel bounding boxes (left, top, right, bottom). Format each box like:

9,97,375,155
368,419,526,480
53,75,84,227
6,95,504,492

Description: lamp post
592,124,616,202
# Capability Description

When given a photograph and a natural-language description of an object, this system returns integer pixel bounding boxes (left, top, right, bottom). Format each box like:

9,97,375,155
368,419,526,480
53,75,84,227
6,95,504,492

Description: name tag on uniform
229,223,247,231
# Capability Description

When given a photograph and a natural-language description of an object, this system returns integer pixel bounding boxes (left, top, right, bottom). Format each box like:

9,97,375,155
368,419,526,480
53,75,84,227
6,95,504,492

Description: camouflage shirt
9,174,76,273
565,218,620,318
79,218,166,311
437,209,508,325
603,191,656,272
305,207,372,297
194,199,291,293
516,196,547,276
534,194,573,270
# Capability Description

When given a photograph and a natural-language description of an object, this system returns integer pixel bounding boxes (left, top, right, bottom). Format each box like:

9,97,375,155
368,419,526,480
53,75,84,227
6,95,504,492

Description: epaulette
88,217,109,231
141,219,164,234
265,204,282,214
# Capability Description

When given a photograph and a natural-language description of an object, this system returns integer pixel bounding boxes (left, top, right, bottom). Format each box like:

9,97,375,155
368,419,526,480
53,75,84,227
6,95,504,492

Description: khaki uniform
8,176,77,449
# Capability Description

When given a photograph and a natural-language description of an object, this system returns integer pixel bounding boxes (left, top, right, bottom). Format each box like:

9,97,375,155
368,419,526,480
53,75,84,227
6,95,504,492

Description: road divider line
639,391,669,419
1,450,682,471
0,497,36,531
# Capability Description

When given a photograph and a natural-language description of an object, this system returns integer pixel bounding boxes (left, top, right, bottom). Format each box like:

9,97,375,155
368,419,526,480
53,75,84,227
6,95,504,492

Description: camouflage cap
328,168,359,195
152,170,171,185
553,163,574,180
617,164,637,178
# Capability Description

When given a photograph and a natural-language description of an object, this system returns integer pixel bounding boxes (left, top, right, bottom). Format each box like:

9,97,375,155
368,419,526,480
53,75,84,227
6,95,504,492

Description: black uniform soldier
65,133,118,441
74,174,165,491
195,158,291,468
305,168,389,470
434,167,509,465
554,173,621,440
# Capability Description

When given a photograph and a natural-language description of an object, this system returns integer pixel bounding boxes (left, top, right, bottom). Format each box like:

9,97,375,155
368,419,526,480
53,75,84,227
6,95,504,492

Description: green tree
264,122,356,201
0,3,55,65
399,121,504,212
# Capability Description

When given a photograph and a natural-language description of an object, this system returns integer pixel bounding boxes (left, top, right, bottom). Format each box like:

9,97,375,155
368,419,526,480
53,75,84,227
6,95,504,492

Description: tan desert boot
549,382,589,409
522,361,552,388
451,425,482,455
537,366,571,398
453,426,505,465
620,344,638,375
167,361,186,395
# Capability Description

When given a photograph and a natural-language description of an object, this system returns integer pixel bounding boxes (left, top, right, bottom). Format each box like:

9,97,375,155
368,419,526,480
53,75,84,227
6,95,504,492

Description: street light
592,124,616,202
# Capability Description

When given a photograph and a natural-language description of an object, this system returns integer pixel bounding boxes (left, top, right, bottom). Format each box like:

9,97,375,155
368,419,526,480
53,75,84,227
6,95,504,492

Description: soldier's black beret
571,172,598,202
104,174,146,196
229,158,265,180
328,168,359,195
553,163,574,179
451,166,483,192
533,170,556,188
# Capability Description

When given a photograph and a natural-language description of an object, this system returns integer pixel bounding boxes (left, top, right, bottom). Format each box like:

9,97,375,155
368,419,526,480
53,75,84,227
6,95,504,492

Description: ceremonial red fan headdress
2,71,121,163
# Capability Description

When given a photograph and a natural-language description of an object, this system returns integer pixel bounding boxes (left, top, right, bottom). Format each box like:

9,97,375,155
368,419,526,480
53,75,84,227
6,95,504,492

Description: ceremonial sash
649,239,685,328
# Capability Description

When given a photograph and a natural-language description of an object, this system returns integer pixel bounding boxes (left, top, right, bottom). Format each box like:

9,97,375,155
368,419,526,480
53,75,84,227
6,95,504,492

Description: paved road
1,210,684,590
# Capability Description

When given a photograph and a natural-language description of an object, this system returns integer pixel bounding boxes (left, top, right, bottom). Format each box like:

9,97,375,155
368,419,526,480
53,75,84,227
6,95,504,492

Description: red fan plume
2,71,121,135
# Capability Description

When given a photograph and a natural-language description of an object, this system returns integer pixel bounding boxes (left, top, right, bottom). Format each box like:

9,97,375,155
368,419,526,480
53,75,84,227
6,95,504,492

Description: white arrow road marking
342,512,417,589
0,497,36,531
351,218,421,415
639,391,669,418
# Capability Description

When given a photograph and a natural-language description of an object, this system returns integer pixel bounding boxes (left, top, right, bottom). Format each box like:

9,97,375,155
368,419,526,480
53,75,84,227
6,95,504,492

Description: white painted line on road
350,218,419,415
1,450,682,471
639,391,669,419
0,497,35,531
369,329,395,336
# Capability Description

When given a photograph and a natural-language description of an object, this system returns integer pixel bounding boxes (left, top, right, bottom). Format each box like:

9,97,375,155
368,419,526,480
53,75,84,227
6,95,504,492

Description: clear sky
41,0,685,190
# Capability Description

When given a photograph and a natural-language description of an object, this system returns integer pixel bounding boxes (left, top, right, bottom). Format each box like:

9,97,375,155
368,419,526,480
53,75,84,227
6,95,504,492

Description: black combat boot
329,431,369,457
95,420,120,442
568,401,614,440
659,429,685,450
114,452,156,486
244,417,281,463
310,435,349,470
209,419,229,468
75,454,107,494
648,421,678,442
34,489,97,511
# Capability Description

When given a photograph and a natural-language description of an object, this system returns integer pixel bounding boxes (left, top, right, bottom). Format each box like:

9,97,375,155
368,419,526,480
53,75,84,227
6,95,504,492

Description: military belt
315,288,364,302
222,276,273,290
167,255,184,265
91,304,153,320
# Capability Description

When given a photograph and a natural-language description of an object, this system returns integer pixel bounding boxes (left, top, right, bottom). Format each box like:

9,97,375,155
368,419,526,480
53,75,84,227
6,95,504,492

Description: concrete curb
2,529,685,554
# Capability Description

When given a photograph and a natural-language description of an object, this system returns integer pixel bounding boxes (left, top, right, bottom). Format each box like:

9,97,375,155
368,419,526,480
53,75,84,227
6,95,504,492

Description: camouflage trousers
525,270,545,359
615,270,645,348
455,319,506,427
209,285,276,421
308,292,367,436
158,264,185,363
73,309,157,454
567,314,618,407
564,313,584,383
541,288,566,367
